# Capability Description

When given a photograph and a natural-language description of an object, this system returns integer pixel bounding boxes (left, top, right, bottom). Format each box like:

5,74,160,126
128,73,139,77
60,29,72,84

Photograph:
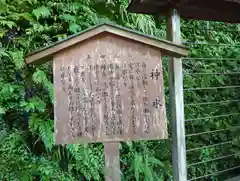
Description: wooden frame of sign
26,23,188,181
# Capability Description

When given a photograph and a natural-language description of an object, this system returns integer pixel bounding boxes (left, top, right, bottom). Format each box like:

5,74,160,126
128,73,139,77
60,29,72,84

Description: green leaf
0,0,7,14
147,157,164,167
21,97,46,112
144,164,153,181
0,83,16,95
29,114,54,151
0,29,7,38
32,69,54,104
133,154,142,181
0,20,16,28
69,23,81,33
32,69,48,84
0,47,8,57
9,50,25,69
53,34,68,41
60,14,76,23
126,140,133,149
19,12,35,22
0,106,5,115
32,6,51,20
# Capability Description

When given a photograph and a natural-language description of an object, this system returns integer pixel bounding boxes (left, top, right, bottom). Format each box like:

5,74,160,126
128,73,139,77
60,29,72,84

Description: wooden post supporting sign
166,9,187,181
25,23,187,181
104,142,121,181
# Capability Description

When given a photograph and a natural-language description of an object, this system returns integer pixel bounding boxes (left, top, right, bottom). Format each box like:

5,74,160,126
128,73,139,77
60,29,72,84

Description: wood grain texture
166,10,187,181
53,33,168,144
104,142,121,181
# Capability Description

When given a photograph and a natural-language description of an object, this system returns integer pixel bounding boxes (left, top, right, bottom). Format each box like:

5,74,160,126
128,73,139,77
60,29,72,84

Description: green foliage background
0,0,239,180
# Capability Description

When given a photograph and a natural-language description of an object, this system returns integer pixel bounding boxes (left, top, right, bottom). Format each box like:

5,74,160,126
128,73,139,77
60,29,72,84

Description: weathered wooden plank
104,142,121,181
53,34,168,144
166,9,187,181
25,23,188,65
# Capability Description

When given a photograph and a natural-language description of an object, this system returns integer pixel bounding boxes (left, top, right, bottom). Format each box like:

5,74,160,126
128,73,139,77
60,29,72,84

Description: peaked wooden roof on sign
127,0,240,23
25,23,188,65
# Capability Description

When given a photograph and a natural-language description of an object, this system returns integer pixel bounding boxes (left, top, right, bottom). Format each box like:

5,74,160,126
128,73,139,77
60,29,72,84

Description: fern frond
29,113,54,151
32,69,54,104
8,50,25,69
20,96,46,113
0,47,8,57
66,144,103,180
0,20,16,28
60,13,76,23
32,6,51,20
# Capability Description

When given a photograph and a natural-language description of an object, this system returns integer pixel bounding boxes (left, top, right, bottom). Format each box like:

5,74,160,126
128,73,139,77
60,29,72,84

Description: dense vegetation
0,0,239,180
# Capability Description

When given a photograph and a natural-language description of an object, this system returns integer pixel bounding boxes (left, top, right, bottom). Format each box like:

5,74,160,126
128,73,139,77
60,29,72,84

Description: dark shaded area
127,0,240,23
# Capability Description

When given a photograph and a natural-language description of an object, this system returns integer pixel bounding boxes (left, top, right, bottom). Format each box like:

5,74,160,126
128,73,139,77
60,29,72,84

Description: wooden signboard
53,34,167,144
25,23,188,181
25,24,187,144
